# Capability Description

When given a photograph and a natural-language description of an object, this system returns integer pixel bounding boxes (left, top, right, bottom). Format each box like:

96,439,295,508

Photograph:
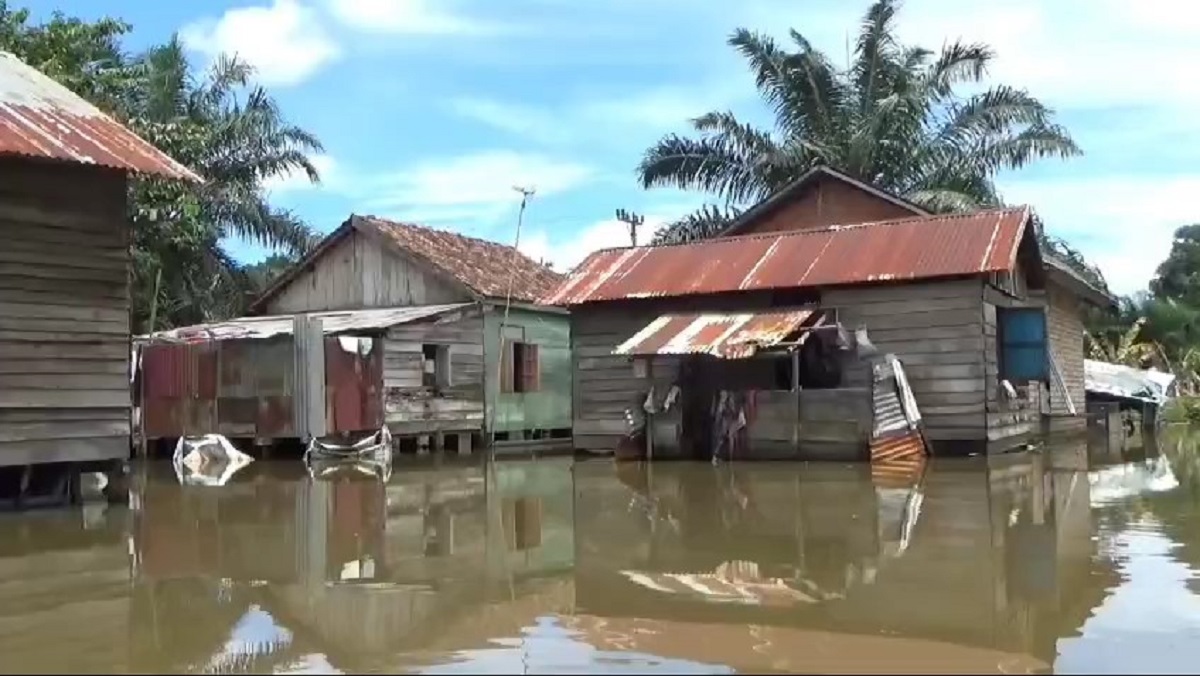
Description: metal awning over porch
613,309,829,359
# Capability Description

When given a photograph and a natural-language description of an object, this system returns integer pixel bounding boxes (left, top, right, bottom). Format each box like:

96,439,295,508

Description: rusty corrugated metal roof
545,207,1031,306
0,51,200,181
614,309,823,359
140,303,474,343
360,217,564,303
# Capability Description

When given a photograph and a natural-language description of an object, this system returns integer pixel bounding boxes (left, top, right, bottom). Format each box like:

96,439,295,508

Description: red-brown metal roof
544,207,1031,306
614,309,824,359
0,51,201,181
359,216,564,302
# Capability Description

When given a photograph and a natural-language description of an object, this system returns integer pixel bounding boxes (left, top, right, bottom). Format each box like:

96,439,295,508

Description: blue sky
23,0,1200,295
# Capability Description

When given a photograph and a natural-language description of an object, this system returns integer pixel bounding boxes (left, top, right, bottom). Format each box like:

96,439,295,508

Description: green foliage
641,0,1080,244
0,3,321,332
1150,224,1200,305
1160,397,1200,426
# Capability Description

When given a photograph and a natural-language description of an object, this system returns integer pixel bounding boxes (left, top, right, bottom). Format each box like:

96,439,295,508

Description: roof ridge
361,214,536,256
582,205,1032,259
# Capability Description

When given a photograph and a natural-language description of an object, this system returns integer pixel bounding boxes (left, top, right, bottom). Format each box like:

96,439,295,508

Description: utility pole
615,208,644,247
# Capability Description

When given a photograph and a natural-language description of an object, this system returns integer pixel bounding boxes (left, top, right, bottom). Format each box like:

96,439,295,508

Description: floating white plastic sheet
172,434,254,486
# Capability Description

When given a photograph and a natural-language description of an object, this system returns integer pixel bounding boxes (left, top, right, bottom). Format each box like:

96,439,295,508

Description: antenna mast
615,208,645,247
490,185,536,454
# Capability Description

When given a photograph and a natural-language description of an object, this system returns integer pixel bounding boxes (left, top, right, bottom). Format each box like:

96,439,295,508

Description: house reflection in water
127,456,578,673
0,439,1139,674
570,441,1109,673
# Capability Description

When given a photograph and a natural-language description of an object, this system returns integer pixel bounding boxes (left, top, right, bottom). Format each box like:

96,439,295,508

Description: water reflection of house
0,510,130,673
544,166,1115,458
572,449,1109,667
201,458,578,667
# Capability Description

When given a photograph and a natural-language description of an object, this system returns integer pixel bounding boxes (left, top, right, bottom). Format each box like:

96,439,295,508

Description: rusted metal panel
544,208,1031,305
141,334,387,439
256,396,295,438
324,336,384,434
0,52,201,181
614,309,823,359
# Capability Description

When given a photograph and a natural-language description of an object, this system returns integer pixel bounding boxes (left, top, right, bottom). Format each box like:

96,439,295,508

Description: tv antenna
615,208,644,247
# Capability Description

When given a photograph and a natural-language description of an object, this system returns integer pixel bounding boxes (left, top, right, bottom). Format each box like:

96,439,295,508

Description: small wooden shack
143,215,573,452
543,167,1114,458
0,51,199,475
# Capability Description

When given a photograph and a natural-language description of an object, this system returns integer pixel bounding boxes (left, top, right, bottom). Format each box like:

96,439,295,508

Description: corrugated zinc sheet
143,303,475,343
359,217,565,302
141,335,385,439
0,51,201,181
544,207,1030,305
325,336,384,432
614,309,823,359
1084,359,1175,405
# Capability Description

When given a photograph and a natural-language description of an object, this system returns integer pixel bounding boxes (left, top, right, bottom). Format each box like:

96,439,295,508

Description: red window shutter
500,339,513,393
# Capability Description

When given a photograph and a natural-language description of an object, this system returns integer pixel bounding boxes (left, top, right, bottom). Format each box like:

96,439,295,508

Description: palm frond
652,204,743,245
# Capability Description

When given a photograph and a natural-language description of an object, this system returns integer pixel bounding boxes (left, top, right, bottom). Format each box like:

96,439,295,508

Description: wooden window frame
500,339,541,393
421,343,451,393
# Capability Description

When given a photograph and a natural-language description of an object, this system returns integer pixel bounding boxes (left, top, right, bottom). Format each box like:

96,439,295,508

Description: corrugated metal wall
141,335,384,440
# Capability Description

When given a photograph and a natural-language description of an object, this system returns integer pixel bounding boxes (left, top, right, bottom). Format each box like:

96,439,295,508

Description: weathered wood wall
383,312,486,435
265,230,471,315
732,173,919,236
484,306,573,435
571,272,1078,454
0,159,131,466
1045,280,1087,429
825,280,993,445
571,305,668,452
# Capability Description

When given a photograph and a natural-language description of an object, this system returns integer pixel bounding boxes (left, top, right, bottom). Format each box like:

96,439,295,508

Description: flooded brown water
0,429,1198,674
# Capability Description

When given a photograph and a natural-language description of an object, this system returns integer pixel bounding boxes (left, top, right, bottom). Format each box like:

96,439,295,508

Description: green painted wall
484,306,572,433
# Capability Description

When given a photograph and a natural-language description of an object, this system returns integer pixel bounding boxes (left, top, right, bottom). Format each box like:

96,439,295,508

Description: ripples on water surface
0,429,1197,675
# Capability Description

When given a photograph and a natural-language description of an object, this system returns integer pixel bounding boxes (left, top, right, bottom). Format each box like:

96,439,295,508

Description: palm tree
640,0,1081,244
122,39,324,330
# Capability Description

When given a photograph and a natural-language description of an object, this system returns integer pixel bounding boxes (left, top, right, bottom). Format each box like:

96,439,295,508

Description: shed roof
0,51,200,181
140,303,475,343
614,309,826,359
544,207,1034,306
250,215,564,313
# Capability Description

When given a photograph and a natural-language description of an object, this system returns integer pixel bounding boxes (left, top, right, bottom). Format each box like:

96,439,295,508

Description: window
501,340,540,393
422,344,451,391
997,307,1047,382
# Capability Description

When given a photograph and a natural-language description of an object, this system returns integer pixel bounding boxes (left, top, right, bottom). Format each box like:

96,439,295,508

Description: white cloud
1001,174,1200,295
525,208,703,273
326,0,507,35
181,0,339,87
747,0,1200,113
263,155,339,194
357,151,595,227
448,99,572,145
448,80,750,149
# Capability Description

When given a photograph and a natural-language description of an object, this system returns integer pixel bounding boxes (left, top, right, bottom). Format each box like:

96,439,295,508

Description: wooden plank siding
571,307,660,451
484,307,573,435
732,173,919,236
1044,281,1087,430
0,159,131,466
824,280,991,443
383,313,486,435
265,231,471,315
570,275,1073,455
